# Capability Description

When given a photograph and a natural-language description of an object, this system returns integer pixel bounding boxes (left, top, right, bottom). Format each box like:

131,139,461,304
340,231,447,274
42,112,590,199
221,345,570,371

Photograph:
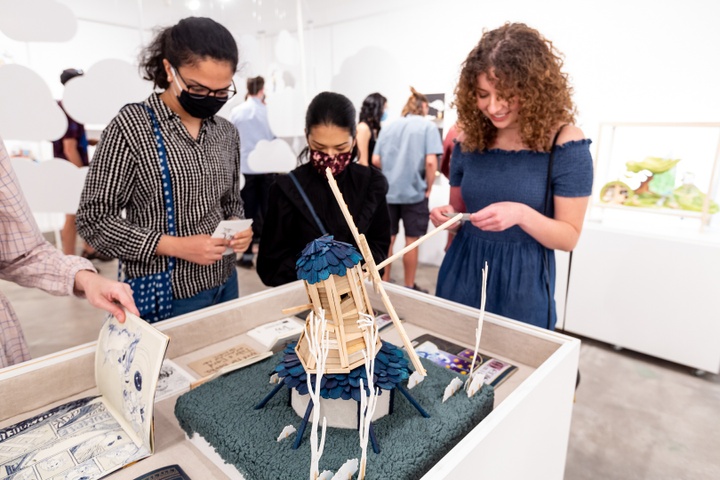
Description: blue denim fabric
171,268,239,317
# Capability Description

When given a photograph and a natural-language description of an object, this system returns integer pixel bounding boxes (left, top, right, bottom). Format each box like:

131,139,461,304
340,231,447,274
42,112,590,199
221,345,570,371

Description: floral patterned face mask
309,149,353,176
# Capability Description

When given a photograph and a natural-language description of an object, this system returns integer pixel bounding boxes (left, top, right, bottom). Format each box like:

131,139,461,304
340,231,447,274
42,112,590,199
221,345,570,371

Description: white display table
0,282,580,479
564,217,720,374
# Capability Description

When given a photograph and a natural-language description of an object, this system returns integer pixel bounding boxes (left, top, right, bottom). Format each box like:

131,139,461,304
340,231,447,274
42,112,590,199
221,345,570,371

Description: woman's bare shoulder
556,124,585,145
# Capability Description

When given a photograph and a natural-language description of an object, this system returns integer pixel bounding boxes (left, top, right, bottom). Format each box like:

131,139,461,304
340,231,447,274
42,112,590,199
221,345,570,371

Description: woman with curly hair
429,23,593,329
356,92,387,166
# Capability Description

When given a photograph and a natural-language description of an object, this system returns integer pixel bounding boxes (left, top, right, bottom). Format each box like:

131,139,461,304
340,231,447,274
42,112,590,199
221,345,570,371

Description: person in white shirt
230,76,275,268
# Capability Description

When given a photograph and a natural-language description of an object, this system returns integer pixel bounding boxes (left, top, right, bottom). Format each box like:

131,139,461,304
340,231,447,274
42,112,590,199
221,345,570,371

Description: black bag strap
542,124,568,329
288,171,327,235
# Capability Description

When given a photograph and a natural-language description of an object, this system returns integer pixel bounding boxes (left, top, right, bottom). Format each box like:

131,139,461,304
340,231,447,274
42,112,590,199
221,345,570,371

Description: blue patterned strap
288,171,327,235
118,103,177,281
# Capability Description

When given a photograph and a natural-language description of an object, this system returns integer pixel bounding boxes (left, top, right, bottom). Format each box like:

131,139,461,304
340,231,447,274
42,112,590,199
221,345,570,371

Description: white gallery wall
2,0,719,143
292,0,720,138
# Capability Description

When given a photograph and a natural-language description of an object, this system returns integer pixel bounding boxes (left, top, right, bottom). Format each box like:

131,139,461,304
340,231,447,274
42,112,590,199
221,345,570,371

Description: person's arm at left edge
0,140,138,322
222,127,253,253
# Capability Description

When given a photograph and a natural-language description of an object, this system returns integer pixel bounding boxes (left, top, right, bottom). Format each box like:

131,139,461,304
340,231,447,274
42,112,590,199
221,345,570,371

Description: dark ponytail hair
359,92,387,138
299,92,358,165
140,17,238,90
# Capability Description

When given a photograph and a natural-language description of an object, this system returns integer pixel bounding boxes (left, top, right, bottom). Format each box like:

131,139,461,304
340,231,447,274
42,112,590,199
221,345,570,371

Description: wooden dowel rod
376,213,463,271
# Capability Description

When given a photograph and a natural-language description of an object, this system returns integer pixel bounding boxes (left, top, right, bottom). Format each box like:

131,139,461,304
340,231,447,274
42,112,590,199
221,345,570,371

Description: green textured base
175,352,493,480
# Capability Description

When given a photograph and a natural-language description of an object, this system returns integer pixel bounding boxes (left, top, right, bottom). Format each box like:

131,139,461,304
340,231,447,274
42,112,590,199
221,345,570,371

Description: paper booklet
411,333,518,388
0,312,169,480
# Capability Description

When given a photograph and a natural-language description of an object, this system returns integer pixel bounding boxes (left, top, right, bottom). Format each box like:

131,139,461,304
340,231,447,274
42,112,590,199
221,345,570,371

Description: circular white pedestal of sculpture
290,390,391,429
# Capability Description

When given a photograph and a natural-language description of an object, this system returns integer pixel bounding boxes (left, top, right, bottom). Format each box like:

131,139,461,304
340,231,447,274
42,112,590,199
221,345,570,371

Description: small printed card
246,317,305,352
155,359,195,402
211,219,253,254
468,357,518,388
187,344,260,378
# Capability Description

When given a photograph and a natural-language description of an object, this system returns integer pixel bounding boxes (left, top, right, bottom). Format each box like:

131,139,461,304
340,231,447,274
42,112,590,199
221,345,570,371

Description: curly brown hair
455,23,576,152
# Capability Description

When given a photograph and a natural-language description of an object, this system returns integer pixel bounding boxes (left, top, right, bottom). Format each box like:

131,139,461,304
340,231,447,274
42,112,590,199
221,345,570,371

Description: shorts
388,198,429,237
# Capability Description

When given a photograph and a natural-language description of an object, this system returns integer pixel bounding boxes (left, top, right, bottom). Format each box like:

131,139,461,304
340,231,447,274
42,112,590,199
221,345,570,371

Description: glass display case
591,122,720,231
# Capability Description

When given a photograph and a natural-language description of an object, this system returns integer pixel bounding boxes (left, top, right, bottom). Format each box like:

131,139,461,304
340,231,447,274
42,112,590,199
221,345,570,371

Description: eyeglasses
172,66,237,101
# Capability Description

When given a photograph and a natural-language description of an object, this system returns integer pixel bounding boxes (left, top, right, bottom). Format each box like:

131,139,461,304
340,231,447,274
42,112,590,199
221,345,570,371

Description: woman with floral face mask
257,92,391,286
77,17,253,321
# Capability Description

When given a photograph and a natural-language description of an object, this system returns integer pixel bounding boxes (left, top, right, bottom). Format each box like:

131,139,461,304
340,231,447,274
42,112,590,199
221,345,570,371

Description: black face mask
177,89,225,119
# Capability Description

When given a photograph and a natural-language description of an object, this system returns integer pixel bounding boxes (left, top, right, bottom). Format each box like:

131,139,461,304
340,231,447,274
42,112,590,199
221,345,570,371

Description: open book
0,312,169,480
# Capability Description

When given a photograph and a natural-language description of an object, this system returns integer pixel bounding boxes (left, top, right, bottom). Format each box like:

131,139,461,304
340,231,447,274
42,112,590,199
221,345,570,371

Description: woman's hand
230,227,253,254
74,271,139,323
430,205,462,231
175,235,229,265
470,202,528,232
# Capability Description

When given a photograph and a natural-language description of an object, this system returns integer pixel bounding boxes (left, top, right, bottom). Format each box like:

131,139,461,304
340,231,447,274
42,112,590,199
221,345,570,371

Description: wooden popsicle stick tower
295,253,381,374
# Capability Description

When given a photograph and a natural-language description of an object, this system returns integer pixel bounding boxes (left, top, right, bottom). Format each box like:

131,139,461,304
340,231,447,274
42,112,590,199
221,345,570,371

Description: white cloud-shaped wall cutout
247,139,296,174
11,158,88,214
331,46,405,115
266,86,306,137
63,59,152,126
275,30,300,66
0,0,77,42
0,64,67,141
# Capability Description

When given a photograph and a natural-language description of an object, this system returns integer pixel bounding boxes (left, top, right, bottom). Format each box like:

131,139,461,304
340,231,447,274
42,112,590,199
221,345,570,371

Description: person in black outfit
357,92,387,167
257,92,391,286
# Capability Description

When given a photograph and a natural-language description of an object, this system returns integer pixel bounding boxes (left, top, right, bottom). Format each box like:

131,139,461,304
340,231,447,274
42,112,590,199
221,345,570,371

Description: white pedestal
565,219,720,373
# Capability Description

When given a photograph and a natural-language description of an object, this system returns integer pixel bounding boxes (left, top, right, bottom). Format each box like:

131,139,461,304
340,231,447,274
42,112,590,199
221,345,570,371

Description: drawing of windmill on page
0,312,169,480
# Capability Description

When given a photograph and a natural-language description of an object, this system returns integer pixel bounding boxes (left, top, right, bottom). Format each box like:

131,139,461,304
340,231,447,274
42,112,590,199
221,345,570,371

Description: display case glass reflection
593,123,720,229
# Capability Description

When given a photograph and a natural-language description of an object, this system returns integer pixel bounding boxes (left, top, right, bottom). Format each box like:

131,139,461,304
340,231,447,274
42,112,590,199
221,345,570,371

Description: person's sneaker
236,258,254,269
406,283,428,294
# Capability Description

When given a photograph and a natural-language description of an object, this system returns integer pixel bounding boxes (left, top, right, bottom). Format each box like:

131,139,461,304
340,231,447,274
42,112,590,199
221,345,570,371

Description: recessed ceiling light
186,0,201,11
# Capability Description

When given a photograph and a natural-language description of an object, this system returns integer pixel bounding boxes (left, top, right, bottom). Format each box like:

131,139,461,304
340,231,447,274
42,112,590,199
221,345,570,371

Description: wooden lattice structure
295,262,381,374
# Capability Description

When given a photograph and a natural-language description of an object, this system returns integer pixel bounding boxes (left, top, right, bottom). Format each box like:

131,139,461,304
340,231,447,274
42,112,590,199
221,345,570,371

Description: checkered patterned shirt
77,93,243,299
0,138,95,368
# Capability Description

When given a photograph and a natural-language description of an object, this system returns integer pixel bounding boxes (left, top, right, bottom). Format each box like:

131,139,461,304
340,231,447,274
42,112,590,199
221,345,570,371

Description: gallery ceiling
61,0,423,36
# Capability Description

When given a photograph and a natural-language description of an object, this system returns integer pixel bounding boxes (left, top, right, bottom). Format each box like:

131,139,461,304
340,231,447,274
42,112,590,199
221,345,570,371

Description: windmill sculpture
255,168,463,452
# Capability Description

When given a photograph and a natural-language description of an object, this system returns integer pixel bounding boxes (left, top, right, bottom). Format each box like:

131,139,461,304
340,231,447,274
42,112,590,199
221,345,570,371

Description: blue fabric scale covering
295,234,363,285
275,342,409,401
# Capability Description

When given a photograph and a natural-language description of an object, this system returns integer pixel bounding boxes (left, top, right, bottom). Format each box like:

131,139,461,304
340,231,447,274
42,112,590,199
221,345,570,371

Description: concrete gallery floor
2,255,719,479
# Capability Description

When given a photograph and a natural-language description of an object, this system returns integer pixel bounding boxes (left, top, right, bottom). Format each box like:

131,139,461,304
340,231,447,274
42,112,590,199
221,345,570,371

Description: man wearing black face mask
77,17,253,322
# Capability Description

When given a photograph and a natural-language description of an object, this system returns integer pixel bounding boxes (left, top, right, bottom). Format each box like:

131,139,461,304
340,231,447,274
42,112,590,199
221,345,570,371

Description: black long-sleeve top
257,162,391,286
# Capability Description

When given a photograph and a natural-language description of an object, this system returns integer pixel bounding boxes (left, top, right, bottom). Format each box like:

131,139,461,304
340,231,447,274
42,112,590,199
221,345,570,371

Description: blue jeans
171,269,238,317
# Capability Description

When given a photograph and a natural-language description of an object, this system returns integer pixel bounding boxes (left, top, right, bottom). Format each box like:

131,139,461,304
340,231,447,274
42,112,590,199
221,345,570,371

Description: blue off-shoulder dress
436,140,593,329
